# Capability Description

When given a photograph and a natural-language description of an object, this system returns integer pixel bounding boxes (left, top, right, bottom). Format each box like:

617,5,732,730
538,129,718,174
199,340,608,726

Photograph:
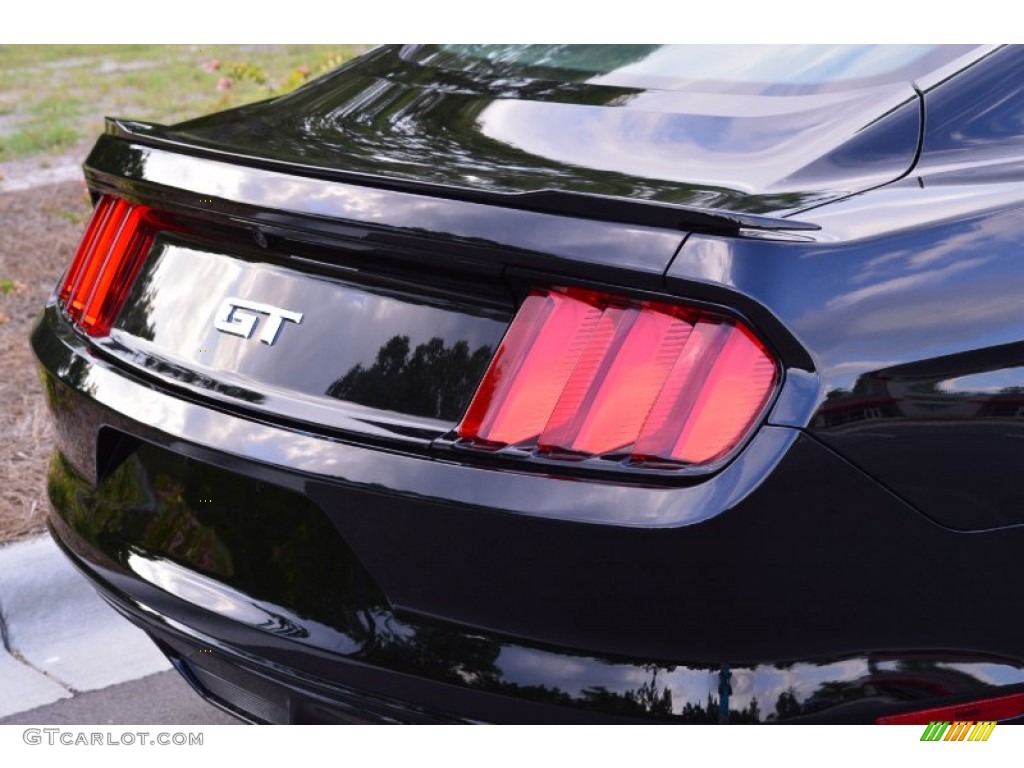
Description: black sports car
32,44,1024,724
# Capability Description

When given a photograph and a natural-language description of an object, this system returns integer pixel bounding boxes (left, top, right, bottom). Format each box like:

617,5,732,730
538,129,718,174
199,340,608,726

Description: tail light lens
458,288,778,468
58,194,157,337
877,691,1024,725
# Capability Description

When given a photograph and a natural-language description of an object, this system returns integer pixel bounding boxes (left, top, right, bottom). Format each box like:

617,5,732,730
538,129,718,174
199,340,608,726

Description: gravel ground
0,180,91,543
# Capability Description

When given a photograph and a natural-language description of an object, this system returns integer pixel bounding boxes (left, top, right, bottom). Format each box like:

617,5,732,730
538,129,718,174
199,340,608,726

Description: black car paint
32,44,1024,722
164,44,955,215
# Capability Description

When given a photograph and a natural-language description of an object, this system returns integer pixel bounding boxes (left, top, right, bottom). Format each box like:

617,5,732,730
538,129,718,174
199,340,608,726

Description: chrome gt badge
214,297,303,345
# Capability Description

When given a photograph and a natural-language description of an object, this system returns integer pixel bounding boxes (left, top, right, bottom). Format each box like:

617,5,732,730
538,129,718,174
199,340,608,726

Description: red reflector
58,195,156,337
877,692,1024,725
458,289,778,468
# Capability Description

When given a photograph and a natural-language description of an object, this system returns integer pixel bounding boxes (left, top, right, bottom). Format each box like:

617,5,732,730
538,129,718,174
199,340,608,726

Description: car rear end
33,45,1024,724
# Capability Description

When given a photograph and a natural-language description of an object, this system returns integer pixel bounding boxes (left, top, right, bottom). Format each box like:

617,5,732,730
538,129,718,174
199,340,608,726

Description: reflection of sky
127,553,360,652
116,244,505,422
713,660,870,715
940,369,1024,395
497,645,873,716
799,205,1024,390
477,85,909,193
140,149,682,275
673,180,1024,394
497,645,1024,718
941,662,1024,686
590,45,940,86
439,44,952,88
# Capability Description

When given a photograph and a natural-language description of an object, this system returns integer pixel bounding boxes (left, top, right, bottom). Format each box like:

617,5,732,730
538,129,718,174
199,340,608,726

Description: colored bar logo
920,721,996,741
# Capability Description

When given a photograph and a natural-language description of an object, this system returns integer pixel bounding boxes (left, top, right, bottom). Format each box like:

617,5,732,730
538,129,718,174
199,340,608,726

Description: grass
0,182,94,543
0,44,370,162
0,46,369,543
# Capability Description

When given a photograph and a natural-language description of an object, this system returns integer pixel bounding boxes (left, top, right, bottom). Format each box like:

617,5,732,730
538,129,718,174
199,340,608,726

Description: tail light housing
58,194,158,337
457,288,778,470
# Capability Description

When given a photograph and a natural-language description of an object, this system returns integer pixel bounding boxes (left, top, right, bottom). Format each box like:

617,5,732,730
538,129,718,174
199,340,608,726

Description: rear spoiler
104,119,819,237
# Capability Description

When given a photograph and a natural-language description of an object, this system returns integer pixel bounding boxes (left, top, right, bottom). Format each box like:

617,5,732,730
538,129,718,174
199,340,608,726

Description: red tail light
876,691,1024,725
58,194,157,337
458,289,778,468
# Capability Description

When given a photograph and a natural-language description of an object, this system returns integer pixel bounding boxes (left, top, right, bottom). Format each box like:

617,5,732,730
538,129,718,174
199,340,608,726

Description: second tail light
457,288,778,468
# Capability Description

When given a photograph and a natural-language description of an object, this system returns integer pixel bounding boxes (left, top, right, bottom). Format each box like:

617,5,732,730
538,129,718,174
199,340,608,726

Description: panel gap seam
0,603,10,653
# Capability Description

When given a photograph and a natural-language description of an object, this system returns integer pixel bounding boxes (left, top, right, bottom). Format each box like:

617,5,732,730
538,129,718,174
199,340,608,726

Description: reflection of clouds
128,553,360,651
499,646,713,715
682,237,735,283
827,257,990,310
825,370,894,392
498,647,593,683
939,369,1024,394
610,87,879,118
941,662,1024,686
88,356,191,438
145,151,247,203
745,659,868,712
826,360,898,379
134,145,685,275
812,287,1024,381
908,228,987,268
811,178,1024,244
129,552,270,625
792,206,1024,379
832,280,1019,337
852,248,911,281
495,648,934,718
478,85,907,193
591,45,940,87
116,243,506,430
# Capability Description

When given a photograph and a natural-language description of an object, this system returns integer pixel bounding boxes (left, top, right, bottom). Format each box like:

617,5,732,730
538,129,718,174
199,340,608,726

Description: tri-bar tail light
58,194,161,337
457,288,779,470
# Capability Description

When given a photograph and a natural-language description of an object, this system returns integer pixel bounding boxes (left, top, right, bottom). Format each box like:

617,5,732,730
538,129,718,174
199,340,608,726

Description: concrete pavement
0,534,173,719
0,669,241,725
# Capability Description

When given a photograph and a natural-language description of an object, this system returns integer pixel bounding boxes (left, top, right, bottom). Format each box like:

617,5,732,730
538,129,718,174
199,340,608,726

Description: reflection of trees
424,45,663,82
368,616,503,689
818,346,1024,428
53,443,383,645
579,671,681,718
674,692,760,723
174,47,821,213
104,143,149,182
39,350,99,476
327,335,492,421
774,687,802,720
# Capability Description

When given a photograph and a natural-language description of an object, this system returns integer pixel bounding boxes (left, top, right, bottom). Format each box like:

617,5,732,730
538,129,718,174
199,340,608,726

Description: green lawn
0,44,370,162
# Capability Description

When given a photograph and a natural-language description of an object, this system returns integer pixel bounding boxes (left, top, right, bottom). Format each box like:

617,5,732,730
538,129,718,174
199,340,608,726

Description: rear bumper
33,304,1024,723
52,534,656,724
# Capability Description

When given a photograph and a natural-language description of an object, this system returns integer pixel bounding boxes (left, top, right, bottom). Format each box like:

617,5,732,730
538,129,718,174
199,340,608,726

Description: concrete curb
0,533,170,719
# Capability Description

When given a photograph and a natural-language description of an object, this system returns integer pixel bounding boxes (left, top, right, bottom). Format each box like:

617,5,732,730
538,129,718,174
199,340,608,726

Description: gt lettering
214,297,303,345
